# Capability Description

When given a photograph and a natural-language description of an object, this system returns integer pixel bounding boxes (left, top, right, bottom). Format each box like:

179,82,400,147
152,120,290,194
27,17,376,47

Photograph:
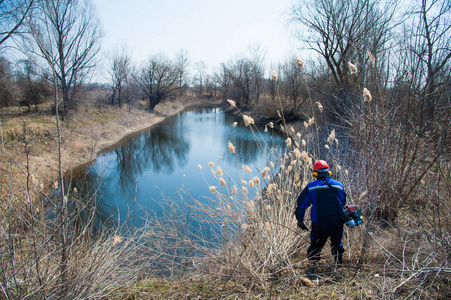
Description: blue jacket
295,177,346,223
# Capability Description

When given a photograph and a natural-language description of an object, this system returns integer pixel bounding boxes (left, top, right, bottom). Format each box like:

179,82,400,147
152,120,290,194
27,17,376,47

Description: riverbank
0,97,220,195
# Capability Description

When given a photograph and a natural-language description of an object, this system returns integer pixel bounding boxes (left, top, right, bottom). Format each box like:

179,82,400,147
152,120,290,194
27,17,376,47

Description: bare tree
213,63,232,100
291,0,399,89
24,0,102,119
280,57,304,109
108,45,133,108
408,0,451,129
15,0,102,288
16,58,51,111
136,54,180,111
193,60,207,97
248,45,266,104
0,57,18,107
175,49,190,96
229,58,252,107
225,49,266,108
0,0,34,46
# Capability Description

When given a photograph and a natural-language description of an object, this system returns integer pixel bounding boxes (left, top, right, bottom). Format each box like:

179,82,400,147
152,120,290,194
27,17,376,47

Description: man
295,160,346,270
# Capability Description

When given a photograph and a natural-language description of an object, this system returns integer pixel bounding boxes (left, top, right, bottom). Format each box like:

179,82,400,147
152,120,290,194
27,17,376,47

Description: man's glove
297,220,309,231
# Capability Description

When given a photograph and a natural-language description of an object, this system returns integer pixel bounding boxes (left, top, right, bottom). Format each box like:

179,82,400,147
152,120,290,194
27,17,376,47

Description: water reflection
68,107,286,227
111,115,190,193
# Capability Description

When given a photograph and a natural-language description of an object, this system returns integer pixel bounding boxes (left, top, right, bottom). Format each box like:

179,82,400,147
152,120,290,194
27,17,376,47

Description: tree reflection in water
67,107,286,228
113,115,189,193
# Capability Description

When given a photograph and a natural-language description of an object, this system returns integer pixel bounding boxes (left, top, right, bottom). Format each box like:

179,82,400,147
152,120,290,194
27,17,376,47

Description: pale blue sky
93,0,297,72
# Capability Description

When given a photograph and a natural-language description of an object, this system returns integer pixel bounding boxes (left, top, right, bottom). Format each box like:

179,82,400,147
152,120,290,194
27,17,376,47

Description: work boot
334,254,343,269
306,262,318,275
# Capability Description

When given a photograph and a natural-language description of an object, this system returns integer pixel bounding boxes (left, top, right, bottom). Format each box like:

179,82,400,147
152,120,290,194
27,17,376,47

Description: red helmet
313,160,329,171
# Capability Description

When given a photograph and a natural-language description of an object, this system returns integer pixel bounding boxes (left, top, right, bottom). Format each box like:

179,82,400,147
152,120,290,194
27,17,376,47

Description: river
68,107,286,227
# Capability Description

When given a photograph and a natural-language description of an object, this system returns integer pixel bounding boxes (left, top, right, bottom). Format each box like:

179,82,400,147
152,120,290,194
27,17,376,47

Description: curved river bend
68,107,286,227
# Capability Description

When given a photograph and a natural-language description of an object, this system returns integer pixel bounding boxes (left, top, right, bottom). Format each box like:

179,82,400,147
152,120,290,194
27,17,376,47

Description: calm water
68,107,286,227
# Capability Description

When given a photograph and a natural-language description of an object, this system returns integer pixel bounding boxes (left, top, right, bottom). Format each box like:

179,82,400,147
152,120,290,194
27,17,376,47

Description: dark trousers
307,221,345,263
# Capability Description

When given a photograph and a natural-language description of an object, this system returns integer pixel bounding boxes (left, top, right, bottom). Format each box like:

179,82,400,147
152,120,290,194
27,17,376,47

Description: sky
92,0,298,74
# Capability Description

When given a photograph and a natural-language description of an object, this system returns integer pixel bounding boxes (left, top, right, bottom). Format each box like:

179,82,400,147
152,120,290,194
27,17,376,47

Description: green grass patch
87,109,119,122
33,118,47,124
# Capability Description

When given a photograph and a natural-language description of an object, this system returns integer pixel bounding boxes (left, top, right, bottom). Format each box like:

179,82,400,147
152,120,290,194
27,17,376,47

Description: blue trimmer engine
342,205,364,227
